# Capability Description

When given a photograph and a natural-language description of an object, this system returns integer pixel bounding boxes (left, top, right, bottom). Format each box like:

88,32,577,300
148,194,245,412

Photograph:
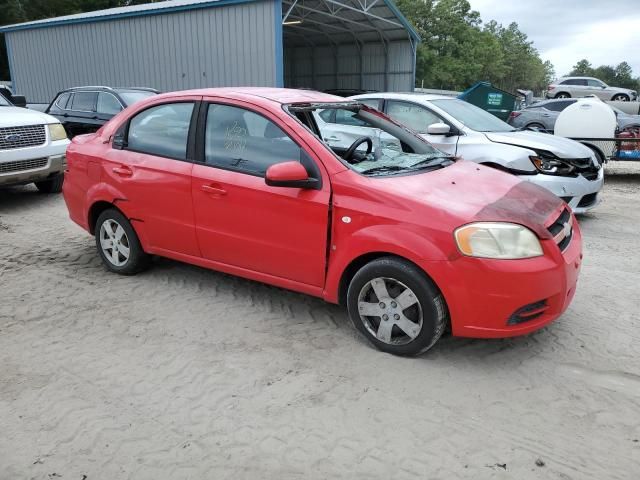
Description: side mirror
426,122,451,135
112,131,126,149
12,95,27,108
265,161,318,189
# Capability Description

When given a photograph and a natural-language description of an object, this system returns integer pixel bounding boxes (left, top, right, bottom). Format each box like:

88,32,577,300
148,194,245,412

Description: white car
0,94,69,192
316,92,603,213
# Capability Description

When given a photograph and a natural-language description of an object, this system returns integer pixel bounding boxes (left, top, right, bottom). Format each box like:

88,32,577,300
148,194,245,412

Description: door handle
324,136,340,142
542,113,551,117
112,166,133,177
201,184,227,195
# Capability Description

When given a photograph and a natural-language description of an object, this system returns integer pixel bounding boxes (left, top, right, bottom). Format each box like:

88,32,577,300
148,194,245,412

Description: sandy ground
1,163,639,480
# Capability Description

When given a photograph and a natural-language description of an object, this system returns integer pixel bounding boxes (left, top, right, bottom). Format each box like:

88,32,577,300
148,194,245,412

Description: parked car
63,87,582,356
46,86,159,137
508,98,640,134
547,77,637,102
0,92,69,192
338,92,603,213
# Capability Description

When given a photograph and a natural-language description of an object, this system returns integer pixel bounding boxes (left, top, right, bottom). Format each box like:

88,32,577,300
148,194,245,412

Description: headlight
530,155,574,175
454,222,543,259
48,123,67,141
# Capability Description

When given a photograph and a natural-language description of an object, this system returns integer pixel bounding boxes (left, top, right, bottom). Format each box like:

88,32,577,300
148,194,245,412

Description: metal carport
0,0,419,103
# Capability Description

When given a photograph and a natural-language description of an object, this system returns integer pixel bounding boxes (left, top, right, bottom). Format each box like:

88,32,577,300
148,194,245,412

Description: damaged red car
63,88,582,356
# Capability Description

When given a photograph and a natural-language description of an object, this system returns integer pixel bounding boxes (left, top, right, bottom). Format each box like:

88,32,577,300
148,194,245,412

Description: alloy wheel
357,277,423,345
99,219,131,267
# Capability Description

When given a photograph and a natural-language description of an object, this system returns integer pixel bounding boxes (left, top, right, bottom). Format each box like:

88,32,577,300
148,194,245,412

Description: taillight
509,111,521,119
547,84,556,91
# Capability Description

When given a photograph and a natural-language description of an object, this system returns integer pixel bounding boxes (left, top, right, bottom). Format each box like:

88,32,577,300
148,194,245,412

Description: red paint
63,87,582,339
266,161,309,182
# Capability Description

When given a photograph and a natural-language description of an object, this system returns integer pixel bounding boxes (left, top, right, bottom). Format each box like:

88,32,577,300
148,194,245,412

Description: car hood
368,160,563,240
0,106,59,128
484,130,596,159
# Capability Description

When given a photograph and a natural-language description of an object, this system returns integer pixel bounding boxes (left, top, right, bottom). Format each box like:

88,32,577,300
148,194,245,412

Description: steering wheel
344,136,373,162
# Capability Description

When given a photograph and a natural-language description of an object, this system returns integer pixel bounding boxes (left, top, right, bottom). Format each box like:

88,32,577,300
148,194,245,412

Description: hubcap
357,277,423,345
99,219,130,267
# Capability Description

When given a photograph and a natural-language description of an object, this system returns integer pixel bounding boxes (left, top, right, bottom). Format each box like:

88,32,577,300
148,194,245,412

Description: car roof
559,76,598,81
151,87,346,105
351,92,455,101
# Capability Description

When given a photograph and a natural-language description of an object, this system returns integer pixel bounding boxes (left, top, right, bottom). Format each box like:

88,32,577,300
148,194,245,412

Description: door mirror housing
427,122,451,135
12,95,27,108
265,161,318,189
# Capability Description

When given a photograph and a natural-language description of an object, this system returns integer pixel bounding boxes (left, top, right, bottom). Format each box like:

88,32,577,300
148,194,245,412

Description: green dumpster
458,82,519,121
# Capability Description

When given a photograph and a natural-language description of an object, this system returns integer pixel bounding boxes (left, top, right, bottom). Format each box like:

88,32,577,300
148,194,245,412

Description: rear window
117,90,157,106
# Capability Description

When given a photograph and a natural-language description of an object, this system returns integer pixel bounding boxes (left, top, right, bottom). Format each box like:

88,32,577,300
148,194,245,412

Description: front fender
465,143,537,173
323,224,452,303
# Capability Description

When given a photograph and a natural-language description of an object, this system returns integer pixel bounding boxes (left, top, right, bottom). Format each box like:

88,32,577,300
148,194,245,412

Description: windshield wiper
409,156,455,169
360,165,413,175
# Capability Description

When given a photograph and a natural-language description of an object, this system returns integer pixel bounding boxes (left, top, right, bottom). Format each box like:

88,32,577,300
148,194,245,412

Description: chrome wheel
99,219,130,267
613,94,629,102
357,277,423,345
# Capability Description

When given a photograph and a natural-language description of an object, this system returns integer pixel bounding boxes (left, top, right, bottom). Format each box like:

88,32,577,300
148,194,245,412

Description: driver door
384,100,459,156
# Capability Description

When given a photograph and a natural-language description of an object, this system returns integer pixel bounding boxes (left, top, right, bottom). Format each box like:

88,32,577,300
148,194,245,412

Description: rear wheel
35,173,64,193
525,122,546,131
346,257,448,356
612,93,630,102
95,209,150,275
555,92,571,99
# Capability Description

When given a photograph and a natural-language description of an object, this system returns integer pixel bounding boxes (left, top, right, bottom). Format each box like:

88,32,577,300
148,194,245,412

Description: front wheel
346,257,448,356
612,94,630,102
95,209,150,275
555,92,571,99
35,173,64,193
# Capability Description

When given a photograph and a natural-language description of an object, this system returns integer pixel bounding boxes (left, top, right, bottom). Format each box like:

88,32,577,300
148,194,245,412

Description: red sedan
63,88,582,356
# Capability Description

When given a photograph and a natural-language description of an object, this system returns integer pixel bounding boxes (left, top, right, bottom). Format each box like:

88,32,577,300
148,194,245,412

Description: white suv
547,77,637,102
0,94,69,192
316,92,603,213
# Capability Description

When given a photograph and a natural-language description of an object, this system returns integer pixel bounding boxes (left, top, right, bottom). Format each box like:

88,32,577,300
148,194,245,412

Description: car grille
548,208,573,252
0,125,47,150
0,157,48,174
507,299,549,325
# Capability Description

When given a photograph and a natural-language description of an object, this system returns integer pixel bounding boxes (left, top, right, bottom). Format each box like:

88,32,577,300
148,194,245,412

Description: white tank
554,98,617,158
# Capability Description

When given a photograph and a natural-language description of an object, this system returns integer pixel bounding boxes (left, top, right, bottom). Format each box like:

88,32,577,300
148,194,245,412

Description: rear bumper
0,153,66,187
425,221,582,338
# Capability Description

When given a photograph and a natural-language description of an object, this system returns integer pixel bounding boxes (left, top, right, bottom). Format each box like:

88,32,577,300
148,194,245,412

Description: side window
359,98,382,110
587,79,604,87
318,109,335,123
334,109,372,127
97,92,123,115
127,102,194,160
386,101,440,133
55,92,71,110
205,104,304,177
545,100,575,112
71,92,98,112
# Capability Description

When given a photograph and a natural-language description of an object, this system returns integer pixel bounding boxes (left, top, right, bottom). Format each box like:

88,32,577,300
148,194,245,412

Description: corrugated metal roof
0,0,251,32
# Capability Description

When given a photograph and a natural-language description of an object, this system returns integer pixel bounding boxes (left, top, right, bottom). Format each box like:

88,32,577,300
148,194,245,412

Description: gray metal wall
284,41,414,92
6,0,278,103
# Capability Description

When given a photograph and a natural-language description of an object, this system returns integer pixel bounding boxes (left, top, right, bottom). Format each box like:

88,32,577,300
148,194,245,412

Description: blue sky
468,0,640,78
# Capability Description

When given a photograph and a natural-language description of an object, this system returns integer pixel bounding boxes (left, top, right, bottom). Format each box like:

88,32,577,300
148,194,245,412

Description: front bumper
0,154,67,187
521,167,604,214
426,219,582,338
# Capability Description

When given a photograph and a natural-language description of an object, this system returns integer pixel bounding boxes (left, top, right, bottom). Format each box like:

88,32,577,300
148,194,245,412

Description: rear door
102,99,200,256
191,101,330,287
66,91,102,136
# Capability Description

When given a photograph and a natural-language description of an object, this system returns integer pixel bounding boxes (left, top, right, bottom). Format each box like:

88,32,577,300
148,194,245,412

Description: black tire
555,92,571,99
95,208,150,275
612,94,630,102
346,257,448,356
525,122,546,131
35,173,64,193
